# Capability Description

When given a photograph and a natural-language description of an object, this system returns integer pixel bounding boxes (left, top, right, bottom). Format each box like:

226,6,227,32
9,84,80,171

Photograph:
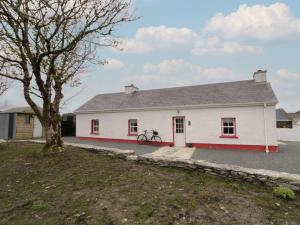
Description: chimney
253,70,267,83
125,84,139,94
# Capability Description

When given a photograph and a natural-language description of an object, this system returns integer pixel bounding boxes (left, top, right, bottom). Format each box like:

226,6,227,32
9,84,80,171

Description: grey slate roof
75,80,278,113
276,109,292,121
288,112,300,119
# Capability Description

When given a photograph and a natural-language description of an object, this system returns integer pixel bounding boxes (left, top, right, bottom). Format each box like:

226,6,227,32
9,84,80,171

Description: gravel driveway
63,137,300,174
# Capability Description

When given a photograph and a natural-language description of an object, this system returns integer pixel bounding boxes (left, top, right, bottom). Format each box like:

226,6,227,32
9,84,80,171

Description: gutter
74,101,278,114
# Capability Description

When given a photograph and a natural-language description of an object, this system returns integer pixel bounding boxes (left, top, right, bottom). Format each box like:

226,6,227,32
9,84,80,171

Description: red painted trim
128,119,138,136
219,135,239,139
77,137,278,152
192,143,278,152
221,117,237,137
172,116,186,147
77,136,172,146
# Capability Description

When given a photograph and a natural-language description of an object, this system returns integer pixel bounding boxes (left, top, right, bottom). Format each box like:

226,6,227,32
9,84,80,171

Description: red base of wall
76,137,278,152
191,143,278,152
77,136,173,147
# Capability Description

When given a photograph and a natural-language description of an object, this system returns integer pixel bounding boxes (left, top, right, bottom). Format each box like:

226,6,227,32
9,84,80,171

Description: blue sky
1,0,300,112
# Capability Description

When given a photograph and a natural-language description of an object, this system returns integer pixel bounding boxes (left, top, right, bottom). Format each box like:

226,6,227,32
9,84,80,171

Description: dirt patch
0,142,299,225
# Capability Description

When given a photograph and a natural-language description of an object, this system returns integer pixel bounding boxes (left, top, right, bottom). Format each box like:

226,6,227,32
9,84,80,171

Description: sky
1,0,300,113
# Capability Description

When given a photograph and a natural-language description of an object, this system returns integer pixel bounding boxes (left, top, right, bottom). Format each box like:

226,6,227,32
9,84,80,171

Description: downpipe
263,103,269,153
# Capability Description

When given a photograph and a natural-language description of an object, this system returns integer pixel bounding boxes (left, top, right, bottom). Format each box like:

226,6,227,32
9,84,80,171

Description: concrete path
144,146,195,160
62,137,300,175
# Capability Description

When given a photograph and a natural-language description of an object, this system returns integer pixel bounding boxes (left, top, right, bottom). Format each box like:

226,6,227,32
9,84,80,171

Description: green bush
273,186,296,200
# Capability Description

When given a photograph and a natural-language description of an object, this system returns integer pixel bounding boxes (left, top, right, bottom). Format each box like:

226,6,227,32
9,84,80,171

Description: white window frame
128,119,138,135
91,119,99,134
221,118,236,137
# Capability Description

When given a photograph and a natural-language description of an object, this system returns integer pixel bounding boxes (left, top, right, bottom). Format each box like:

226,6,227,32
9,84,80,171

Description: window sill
90,132,99,135
219,135,238,139
128,133,138,136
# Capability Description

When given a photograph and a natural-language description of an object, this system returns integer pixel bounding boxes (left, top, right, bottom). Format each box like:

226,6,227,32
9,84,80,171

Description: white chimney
253,70,267,83
125,84,139,94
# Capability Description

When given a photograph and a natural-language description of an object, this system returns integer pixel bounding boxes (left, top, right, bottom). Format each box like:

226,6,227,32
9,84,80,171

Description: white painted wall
33,116,43,138
277,122,300,142
76,105,277,147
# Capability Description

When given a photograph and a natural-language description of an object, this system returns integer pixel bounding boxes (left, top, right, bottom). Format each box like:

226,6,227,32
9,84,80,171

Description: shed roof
75,79,278,113
1,106,36,114
276,108,292,121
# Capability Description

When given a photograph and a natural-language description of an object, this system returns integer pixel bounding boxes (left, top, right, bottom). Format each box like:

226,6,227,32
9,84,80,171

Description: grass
0,142,299,225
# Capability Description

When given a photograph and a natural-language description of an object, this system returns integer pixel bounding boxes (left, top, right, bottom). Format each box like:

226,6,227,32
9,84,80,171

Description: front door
173,117,186,147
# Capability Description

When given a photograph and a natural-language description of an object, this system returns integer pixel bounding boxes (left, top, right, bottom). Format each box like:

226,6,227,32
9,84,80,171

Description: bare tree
0,0,135,152
0,77,7,95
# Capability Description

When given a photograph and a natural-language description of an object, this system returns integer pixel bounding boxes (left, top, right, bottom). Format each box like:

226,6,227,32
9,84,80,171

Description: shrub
273,186,296,200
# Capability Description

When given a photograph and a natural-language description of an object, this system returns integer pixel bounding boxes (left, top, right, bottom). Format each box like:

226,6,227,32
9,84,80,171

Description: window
175,118,184,133
91,119,99,134
128,119,138,136
25,115,31,125
277,121,293,129
221,118,236,137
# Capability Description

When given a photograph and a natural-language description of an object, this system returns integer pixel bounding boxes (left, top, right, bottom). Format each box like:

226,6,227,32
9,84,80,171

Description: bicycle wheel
151,135,162,146
137,134,147,145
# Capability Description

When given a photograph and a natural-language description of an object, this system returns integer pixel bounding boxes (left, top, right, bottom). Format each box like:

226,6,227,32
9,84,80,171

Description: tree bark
43,116,64,152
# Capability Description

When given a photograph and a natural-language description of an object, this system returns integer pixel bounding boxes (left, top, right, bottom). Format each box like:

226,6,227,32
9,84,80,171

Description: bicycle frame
143,130,156,141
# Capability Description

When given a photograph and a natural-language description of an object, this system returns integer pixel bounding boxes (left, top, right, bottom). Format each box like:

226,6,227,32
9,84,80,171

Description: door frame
172,116,186,147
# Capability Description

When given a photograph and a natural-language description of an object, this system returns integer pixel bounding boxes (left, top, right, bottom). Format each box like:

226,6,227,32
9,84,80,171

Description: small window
25,115,31,125
128,119,138,135
221,118,236,136
175,118,184,134
91,119,99,134
277,121,293,129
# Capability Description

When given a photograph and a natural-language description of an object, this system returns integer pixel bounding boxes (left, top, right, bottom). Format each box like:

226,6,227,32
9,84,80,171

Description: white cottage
75,70,278,152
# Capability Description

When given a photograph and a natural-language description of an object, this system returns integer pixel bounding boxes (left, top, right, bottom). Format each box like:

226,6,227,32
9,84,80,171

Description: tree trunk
43,111,64,153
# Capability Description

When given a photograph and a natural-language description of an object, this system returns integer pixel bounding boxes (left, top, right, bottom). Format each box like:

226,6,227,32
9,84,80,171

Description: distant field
0,142,299,225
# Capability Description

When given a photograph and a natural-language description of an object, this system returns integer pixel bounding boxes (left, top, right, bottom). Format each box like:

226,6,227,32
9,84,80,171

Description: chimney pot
253,70,267,83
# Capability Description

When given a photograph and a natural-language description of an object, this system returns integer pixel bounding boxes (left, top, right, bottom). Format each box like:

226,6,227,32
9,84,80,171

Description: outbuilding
0,107,43,140
75,70,279,152
276,109,300,142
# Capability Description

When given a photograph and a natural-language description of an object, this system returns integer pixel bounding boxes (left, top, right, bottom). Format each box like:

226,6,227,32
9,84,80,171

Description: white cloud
78,71,90,78
192,37,263,55
117,25,263,56
135,26,198,46
200,68,234,80
271,69,300,111
124,59,235,88
143,59,202,75
119,39,152,53
104,58,125,70
119,26,198,53
204,3,300,40
276,69,300,80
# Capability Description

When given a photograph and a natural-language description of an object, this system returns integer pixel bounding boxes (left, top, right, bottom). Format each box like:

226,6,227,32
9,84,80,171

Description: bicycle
137,130,162,146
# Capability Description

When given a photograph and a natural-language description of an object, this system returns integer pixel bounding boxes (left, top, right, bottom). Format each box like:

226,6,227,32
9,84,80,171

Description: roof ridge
95,79,254,97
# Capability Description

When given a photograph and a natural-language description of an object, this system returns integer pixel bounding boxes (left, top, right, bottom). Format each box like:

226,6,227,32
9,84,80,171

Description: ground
1,142,300,225
64,137,300,174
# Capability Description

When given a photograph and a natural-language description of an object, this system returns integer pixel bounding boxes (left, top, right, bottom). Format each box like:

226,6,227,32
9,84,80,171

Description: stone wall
135,155,300,192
